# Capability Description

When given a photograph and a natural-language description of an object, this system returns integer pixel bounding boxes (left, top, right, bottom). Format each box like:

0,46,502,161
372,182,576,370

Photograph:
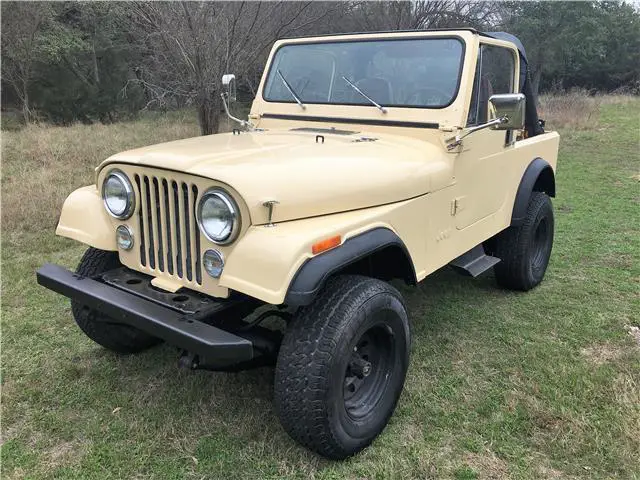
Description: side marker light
312,235,342,255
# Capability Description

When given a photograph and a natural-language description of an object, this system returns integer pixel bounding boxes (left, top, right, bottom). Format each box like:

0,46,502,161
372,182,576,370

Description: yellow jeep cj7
37,28,559,459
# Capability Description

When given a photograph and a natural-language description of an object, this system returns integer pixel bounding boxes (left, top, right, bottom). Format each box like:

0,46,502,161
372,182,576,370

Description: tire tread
493,192,554,291
71,248,161,353
274,275,408,459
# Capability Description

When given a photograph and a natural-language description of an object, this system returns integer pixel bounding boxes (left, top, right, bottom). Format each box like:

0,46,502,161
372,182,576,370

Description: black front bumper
36,263,259,367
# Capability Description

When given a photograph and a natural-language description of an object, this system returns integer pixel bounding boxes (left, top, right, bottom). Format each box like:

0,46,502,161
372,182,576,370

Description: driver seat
352,78,393,105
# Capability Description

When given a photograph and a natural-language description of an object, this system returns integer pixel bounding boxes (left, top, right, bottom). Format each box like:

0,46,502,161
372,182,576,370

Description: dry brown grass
463,451,510,479
538,89,601,130
626,325,640,346
538,90,637,130
1,111,199,234
581,342,625,365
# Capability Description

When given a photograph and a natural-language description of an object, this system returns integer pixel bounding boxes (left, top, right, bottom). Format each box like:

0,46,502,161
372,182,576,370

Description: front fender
56,185,116,251
284,227,415,306
219,199,422,305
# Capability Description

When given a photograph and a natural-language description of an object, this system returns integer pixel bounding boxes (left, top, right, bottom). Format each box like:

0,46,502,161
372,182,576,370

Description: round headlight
102,170,134,219
197,189,239,244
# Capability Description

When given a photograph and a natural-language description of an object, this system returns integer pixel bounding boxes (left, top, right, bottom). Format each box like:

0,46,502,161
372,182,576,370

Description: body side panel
450,131,559,230
418,132,560,277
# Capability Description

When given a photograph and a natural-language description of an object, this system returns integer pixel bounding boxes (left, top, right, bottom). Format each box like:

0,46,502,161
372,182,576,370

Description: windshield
263,37,464,109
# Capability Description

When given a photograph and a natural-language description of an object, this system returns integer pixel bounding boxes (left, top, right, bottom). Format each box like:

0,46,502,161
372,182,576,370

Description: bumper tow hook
178,350,200,370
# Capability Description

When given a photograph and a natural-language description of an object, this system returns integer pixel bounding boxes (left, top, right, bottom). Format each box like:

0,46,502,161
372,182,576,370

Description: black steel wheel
343,325,395,419
493,192,555,291
531,215,552,276
274,275,410,459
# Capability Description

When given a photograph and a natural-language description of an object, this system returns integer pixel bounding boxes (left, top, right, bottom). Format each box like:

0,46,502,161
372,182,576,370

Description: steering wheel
405,87,450,106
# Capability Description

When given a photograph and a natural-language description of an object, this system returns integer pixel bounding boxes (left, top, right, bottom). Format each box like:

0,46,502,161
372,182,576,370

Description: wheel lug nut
350,357,372,378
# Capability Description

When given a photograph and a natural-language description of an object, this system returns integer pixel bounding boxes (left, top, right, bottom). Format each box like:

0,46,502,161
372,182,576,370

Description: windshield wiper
277,70,305,110
342,76,387,114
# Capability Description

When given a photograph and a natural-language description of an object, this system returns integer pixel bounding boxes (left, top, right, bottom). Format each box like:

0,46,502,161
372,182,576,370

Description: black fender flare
511,158,556,226
284,227,416,307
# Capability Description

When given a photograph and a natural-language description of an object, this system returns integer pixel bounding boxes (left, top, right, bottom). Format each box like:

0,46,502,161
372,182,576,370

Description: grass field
1,99,639,479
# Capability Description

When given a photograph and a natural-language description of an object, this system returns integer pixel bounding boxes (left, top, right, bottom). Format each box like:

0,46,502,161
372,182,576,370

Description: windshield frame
261,35,466,110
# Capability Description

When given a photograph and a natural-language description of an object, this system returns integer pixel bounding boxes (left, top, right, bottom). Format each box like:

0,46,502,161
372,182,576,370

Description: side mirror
446,93,526,151
220,74,253,130
488,93,526,130
222,74,237,103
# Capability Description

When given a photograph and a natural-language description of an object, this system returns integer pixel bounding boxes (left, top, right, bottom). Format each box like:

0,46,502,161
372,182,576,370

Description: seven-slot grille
134,174,202,284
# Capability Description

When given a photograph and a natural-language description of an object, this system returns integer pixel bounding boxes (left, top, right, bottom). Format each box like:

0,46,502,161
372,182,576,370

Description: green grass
2,102,639,479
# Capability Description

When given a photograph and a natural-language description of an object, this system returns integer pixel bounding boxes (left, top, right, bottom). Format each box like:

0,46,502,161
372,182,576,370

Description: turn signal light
312,235,342,255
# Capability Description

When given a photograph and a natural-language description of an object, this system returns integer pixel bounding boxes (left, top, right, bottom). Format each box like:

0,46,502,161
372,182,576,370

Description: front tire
71,248,162,353
492,192,554,291
274,275,410,459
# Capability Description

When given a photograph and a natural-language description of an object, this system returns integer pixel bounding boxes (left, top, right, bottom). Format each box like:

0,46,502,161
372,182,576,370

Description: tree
128,1,336,135
45,2,144,123
2,1,638,128
341,1,500,33
1,2,55,122
1,2,142,124
502,1,640,95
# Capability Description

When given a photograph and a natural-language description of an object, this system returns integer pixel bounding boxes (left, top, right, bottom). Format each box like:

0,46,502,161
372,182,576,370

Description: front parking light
203,249,224,278
116,225,134,250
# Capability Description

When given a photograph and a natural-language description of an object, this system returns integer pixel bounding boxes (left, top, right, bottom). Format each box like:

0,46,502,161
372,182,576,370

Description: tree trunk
197,92,221,135
532,67,543,97
21,81,30,124
92,38,100,85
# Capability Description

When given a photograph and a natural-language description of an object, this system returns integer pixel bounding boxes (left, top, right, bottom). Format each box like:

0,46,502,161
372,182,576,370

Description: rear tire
274,275,410,459
71,248,162,353
493,192,554,291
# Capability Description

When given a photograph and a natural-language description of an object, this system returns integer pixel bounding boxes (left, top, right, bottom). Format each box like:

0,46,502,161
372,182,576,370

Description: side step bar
36,263,255,367
449,245,500,277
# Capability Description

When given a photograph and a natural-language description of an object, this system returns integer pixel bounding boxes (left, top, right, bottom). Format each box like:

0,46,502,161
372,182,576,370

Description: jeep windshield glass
263,37,464,108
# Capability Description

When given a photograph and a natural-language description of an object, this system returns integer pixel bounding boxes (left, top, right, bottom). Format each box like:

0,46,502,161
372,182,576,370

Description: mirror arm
220,92,255,130
446,115,508,151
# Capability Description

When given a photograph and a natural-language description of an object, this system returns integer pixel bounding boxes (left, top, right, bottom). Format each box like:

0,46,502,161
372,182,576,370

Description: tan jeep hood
101,129,452,224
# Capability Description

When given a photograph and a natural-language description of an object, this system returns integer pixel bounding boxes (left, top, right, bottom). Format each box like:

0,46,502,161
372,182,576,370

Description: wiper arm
342,76,387,114
277,70,305,110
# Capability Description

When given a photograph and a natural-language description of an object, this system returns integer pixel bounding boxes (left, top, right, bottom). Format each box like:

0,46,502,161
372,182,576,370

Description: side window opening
466,44,515,126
